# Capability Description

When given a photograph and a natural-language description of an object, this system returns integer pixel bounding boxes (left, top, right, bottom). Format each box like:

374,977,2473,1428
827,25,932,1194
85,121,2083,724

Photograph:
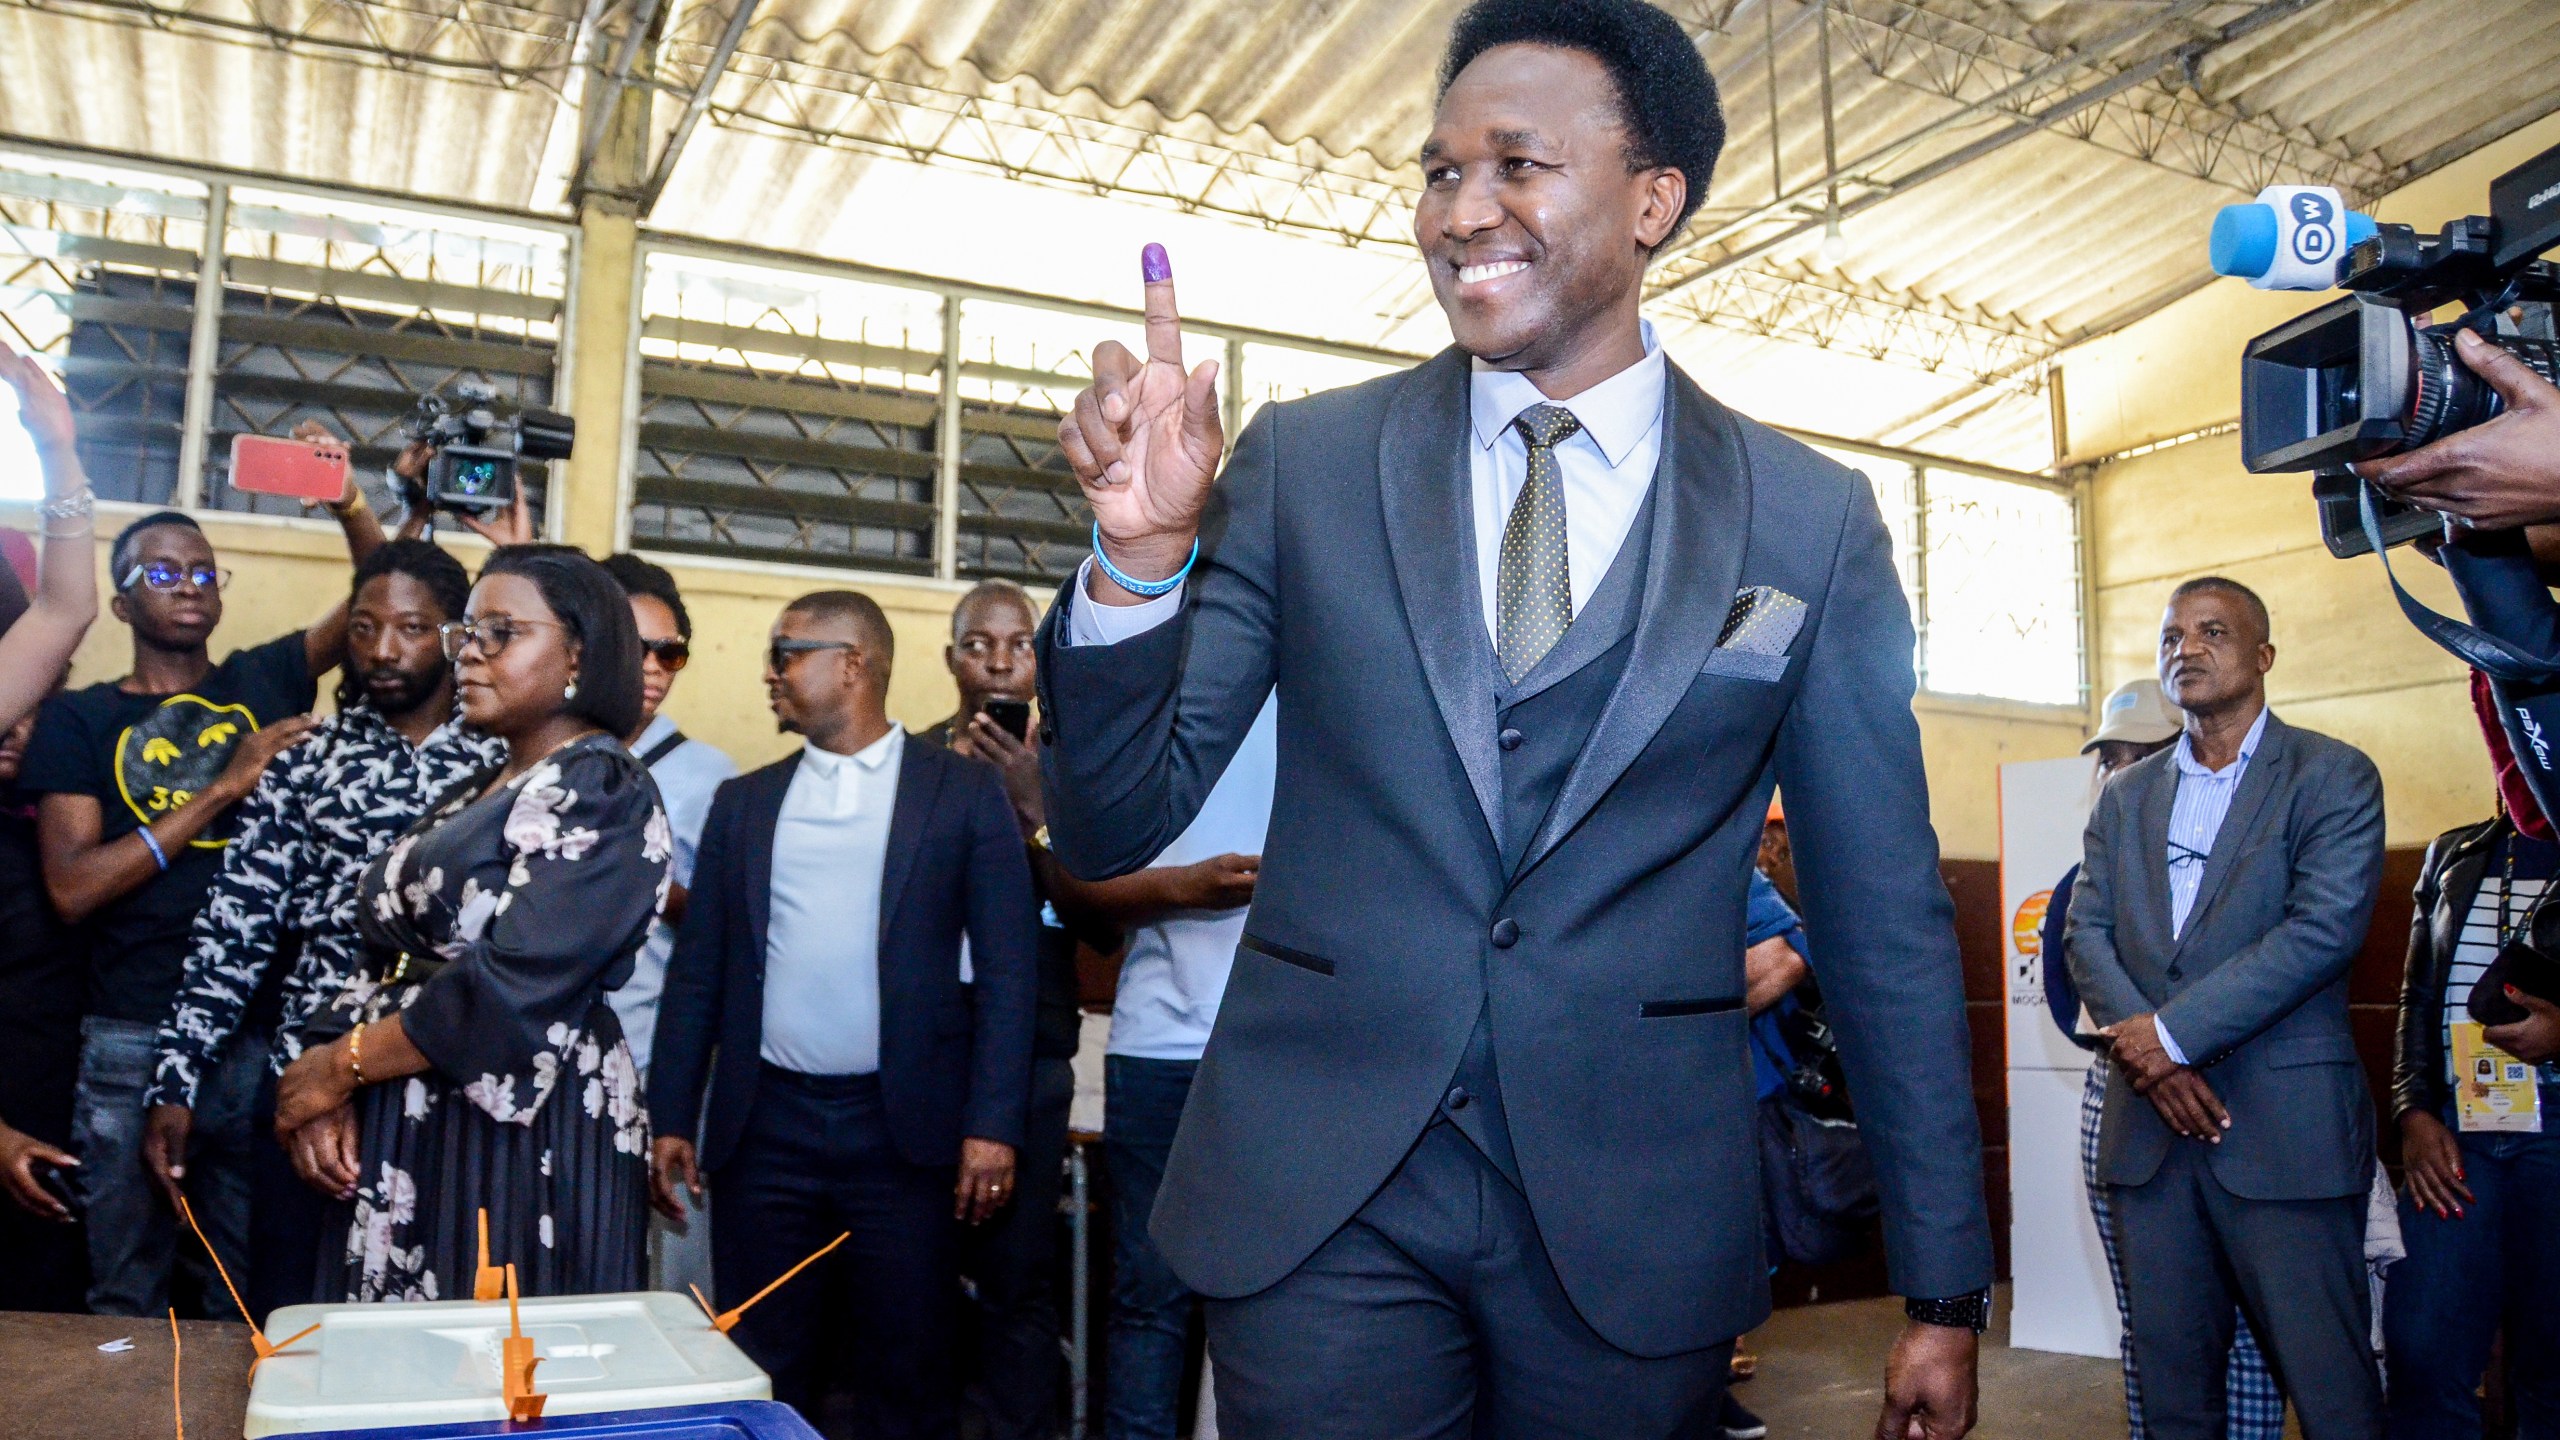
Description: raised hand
0,342,78,465
1057,244,1225,601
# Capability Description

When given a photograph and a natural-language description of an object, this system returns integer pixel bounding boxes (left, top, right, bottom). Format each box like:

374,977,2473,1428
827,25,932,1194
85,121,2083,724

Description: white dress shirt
1108,695,1280,1061
1070,323,1670,647
611,712,739,1079
760,726,904,1075
2154,705,2271,1066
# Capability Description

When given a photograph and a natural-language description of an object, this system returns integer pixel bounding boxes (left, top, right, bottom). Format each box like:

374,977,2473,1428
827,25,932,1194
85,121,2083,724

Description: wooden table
2,1309,254,1440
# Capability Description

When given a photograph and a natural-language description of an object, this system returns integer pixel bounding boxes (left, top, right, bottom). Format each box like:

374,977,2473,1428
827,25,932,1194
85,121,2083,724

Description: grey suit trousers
2112,1143,2379,1440
1202,1118,1732,1440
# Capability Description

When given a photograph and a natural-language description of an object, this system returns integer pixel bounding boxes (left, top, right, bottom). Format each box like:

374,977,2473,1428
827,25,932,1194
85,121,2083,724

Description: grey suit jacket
1035,348,1992,1354
2064,713,2384,1199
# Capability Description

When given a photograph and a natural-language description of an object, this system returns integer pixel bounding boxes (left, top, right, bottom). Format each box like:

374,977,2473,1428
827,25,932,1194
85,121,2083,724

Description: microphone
2209,185,2379,291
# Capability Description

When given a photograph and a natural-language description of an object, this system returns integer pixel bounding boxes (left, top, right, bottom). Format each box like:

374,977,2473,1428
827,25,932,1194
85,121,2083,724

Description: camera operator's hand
458,485,534,548
2357,328,2560,529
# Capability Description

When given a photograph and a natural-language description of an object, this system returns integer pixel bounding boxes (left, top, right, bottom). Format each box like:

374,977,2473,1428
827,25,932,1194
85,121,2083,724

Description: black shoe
1720,1391,1769,1440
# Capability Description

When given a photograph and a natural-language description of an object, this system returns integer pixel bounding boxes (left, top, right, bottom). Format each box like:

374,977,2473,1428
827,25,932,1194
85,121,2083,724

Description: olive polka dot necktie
1497,402,1580,683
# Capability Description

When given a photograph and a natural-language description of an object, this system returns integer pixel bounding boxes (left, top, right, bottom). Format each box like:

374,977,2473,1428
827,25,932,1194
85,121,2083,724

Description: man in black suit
649,590,1038,1437
1034,2,1991,1437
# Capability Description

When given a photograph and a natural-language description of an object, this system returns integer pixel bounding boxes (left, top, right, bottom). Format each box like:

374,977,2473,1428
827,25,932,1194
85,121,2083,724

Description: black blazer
1037,348,1991,1355
650,734,1039,1171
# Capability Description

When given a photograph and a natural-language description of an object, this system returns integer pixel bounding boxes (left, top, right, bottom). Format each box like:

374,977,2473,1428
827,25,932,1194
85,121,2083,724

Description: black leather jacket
2395,815,2506,1122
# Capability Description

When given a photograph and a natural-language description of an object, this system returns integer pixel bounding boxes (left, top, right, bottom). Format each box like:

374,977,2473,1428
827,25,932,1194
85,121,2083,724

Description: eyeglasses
121,561,229,593
767,638,857,673
639,638,691,672
439,617,568,660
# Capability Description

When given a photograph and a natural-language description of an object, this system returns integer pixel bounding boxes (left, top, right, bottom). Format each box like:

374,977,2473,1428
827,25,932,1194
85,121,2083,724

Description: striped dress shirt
2154,705,2271,1066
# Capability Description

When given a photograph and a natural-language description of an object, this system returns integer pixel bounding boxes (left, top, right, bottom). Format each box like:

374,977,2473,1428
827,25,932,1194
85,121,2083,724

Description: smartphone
229,433,351,502
983,697,1033,743
34,1160,81,1218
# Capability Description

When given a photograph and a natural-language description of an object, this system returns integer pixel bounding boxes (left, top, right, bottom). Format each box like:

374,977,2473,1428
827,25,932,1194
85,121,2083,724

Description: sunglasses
767,638,857,673
122,560,230,593
640,638,691,672
439,617,568,660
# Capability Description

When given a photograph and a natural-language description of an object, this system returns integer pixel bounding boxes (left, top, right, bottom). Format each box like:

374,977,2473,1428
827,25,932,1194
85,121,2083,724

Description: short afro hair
950,578,1036,642
600,552,692,639
110,510,205,582
786,589,896,680
1439,0,1724,241
2169,575,2272,642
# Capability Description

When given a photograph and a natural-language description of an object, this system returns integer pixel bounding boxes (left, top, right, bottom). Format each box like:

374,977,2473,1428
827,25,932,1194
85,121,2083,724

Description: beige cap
2083,678,2183,753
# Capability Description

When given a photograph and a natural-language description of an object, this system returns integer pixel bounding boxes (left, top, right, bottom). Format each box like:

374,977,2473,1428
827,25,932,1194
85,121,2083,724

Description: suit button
1446,1086,1472,1110
1491,918,1519,948
1498,727,1523,752
2166,965,2183,981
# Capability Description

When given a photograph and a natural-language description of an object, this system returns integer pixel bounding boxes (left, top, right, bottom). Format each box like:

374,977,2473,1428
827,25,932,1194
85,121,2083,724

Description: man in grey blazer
1033,4,1990,1437
2067,576,2386,1440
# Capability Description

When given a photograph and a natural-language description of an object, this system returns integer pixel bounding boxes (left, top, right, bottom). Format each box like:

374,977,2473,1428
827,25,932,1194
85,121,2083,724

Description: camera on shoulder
2218,140,2560,557
402,383,576,515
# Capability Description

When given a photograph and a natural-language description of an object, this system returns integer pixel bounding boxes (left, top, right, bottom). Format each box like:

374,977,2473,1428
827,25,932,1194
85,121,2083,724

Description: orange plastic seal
689,1230,849,1335
175,1193,318,1377
502,1263,546,1422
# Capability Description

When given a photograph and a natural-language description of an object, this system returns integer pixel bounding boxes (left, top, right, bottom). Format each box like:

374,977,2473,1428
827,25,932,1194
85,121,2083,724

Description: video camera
2220,141,2560,556
401,383,576,515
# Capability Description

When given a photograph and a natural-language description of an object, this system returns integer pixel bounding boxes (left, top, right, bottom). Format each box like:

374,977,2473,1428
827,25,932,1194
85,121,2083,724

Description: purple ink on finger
1141,244,1172,283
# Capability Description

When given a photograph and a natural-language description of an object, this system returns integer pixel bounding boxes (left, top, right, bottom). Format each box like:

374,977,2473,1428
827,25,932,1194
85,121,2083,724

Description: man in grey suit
2067,576,2386,1440
1036,2,1991,1436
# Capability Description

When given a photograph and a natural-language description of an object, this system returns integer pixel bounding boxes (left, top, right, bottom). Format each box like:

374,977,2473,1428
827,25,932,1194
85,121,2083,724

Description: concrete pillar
557,201,640,555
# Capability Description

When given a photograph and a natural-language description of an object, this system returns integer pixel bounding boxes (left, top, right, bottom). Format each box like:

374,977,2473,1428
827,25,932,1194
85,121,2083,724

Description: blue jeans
2383,1091,2560,1440
70,1017,265,1318
1104,1055,1199,1440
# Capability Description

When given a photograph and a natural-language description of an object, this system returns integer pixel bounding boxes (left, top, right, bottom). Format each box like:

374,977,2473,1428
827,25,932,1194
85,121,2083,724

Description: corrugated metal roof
3,0,2556,470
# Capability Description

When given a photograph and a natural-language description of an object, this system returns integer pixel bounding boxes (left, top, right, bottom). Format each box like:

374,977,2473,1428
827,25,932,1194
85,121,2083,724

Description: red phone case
229,433,350,501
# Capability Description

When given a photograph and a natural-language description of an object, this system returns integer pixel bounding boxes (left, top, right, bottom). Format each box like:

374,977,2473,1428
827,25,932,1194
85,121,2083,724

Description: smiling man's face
1415,42,1680,375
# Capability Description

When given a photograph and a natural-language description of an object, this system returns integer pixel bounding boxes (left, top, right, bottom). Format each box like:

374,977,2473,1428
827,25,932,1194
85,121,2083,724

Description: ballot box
244,1292,773,1437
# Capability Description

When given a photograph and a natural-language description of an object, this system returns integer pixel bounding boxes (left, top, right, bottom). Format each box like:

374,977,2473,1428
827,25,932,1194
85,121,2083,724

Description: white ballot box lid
244,1290,771,1437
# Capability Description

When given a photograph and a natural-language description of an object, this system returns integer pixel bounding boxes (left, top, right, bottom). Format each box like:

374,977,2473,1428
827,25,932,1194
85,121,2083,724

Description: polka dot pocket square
1700,586,1806,683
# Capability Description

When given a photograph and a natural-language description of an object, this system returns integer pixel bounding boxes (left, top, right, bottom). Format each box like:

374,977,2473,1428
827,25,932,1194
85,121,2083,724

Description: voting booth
1999,755,2119,1359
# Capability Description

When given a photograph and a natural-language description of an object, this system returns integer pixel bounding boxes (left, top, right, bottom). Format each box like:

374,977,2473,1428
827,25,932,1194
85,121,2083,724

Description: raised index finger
1141,243,1184,366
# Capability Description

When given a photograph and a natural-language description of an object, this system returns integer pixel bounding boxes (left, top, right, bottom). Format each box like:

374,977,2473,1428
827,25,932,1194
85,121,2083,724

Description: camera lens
2406,326,2560,448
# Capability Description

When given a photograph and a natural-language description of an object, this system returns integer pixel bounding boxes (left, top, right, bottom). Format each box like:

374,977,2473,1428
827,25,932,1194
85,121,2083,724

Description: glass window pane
633,251,943,575
207,189,570,523
1920,468,2081,705
0,152,206,505
953,301,1148,584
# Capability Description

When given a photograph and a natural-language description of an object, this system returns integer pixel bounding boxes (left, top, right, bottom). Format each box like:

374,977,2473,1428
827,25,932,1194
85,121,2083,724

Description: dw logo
2290,191,2337,264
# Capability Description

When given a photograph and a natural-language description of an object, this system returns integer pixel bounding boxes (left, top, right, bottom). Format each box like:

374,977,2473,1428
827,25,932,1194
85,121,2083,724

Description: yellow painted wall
29,506,2076,860
2055,116,2560,846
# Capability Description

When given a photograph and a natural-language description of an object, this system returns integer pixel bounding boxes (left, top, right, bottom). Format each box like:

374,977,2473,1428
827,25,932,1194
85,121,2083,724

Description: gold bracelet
348,1021,368,1087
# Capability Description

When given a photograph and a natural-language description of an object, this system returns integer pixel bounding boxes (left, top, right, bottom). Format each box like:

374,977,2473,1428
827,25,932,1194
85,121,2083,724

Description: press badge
2452,1022,2543,1133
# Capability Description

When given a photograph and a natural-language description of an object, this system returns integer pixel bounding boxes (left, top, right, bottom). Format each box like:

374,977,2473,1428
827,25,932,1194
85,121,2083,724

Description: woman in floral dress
276,546,671,1301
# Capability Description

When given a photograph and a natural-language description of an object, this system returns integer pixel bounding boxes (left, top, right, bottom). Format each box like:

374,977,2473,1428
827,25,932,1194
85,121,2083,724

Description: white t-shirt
1107,696,1278,1061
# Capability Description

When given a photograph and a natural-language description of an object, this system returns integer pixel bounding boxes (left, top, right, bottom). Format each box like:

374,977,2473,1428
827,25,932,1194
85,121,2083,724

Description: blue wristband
1090,524,1198,599
137,826,169,871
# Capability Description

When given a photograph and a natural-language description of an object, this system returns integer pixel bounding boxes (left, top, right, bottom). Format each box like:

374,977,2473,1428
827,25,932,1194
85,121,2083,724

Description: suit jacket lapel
877,734,939,950
1380,347,1505,853
1519,365,1750,877
2172,716,2291,960
744,758,793,969
2134,755,2177,960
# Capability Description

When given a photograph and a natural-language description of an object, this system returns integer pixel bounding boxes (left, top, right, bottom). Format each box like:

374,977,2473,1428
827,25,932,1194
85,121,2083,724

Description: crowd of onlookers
0,347,1281,1440
0,335,2552,1440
